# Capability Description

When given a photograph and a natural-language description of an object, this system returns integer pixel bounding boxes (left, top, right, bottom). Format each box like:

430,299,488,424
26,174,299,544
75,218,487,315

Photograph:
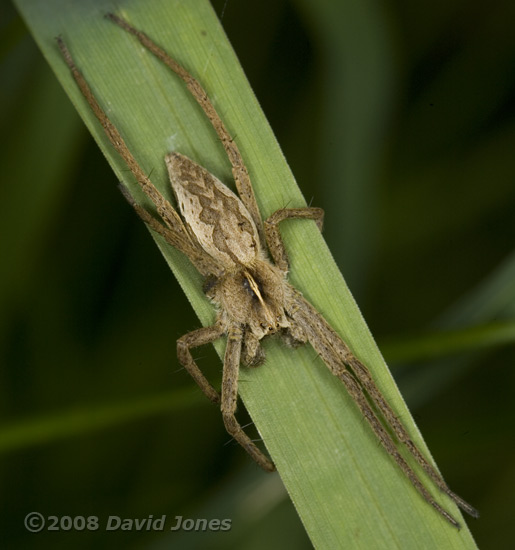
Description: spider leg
106,13,266,249
346,355,479,518
119,185,221,277
241,330,265,367
222,324,275,472
177,322,226,404
57,37,191,246
294,293,479,519
264,207,324,272
290,291,464,528
338,369,462,528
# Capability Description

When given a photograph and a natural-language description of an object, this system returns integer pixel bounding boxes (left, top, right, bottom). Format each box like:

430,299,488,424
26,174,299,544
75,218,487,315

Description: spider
57,13,478,529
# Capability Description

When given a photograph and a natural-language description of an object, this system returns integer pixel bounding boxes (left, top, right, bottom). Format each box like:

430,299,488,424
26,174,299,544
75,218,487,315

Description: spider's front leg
241,330,265,367
176,322,226,404
222,324,275,472
264,207,324,272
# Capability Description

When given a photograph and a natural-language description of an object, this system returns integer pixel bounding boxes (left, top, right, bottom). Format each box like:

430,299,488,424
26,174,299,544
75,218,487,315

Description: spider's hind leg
106,12,266,248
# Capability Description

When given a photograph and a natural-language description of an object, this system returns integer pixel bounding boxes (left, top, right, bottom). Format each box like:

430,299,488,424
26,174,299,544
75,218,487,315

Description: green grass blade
0,389,202,453
381,320,515,363
14,0,478,547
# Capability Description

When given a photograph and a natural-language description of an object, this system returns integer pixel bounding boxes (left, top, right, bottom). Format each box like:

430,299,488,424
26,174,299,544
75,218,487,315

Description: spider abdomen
166,152,261,269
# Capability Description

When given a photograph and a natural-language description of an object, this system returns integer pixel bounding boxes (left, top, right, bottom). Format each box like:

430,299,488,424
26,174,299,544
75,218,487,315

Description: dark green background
1,0,514,547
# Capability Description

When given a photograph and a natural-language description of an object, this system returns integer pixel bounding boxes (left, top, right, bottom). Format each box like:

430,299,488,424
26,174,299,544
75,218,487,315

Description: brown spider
56,13,478,529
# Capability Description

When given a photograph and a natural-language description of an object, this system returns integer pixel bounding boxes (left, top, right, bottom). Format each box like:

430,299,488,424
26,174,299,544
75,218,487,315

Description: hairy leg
119,185,221,277
221,324,275,472
290,293,465,528
177,322,226,403
57,37,191,245
264,207,324,272
106,13,266,248
296,293,478,519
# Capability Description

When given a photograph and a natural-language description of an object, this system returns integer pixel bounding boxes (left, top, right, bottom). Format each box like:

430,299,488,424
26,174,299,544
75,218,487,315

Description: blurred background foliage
1,0,514,548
